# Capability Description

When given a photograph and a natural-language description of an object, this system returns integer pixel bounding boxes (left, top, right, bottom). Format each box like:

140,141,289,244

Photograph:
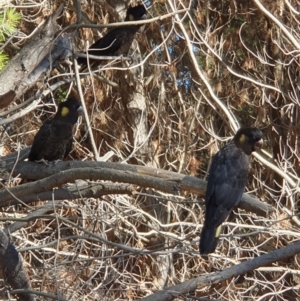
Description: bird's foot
35,159,49,165
52,159,62,166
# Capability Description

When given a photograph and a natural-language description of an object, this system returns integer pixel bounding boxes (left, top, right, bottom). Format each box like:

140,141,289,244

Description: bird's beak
77,105,83,115
254,138,263,151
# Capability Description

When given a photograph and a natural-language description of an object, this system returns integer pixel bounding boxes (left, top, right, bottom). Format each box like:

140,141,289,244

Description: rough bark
1,150,272,216
0,5,65,109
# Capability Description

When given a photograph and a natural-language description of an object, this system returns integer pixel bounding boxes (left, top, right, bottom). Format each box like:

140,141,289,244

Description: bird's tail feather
199,224,222,255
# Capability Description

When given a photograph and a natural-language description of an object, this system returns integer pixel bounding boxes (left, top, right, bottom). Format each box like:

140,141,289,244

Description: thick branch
0,167,179,207
1,154,272,216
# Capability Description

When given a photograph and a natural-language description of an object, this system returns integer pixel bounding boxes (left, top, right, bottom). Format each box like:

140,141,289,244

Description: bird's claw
35,159,49,165
52,159,62,166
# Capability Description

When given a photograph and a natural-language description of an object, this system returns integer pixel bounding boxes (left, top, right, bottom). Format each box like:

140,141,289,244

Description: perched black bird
78,4,147,67
28,98,82,163
199,128,263,255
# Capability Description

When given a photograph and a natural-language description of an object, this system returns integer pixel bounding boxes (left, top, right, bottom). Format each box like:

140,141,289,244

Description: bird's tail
199,224,222,255
77,57,86,66
77,57,87,69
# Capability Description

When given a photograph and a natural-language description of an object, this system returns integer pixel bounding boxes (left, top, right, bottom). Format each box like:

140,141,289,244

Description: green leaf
0,50,9,70
0,8,21,42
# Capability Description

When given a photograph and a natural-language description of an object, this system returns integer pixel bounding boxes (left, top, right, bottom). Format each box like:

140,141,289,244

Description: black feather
199,127,263,255
78,5,146,68
28,98,82,162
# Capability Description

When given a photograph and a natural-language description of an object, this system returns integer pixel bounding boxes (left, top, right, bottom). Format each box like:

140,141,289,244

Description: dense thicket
0,0,300,300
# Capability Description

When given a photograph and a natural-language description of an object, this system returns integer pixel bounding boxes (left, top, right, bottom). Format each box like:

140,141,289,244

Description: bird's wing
88,28,126,56
63,137,73,159
28,122,51,161
205,146,249,227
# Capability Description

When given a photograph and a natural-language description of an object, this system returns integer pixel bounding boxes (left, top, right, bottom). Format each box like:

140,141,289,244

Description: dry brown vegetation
1,0,300,300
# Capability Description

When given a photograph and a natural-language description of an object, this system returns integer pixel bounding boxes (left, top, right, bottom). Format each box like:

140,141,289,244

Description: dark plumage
199,128,263,255
28,98,82,162
78,4,147,67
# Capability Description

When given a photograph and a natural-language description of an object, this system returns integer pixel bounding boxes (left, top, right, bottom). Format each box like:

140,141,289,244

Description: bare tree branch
10,289,67,301
1,182,134,207
137,240,300,301
1,154,271,215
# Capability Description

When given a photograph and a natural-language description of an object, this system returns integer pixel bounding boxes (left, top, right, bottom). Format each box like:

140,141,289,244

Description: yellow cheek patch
239,134,247,143
61,107,69,116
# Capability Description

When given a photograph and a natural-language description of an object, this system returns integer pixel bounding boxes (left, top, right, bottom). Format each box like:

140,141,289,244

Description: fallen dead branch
137,240,300,301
